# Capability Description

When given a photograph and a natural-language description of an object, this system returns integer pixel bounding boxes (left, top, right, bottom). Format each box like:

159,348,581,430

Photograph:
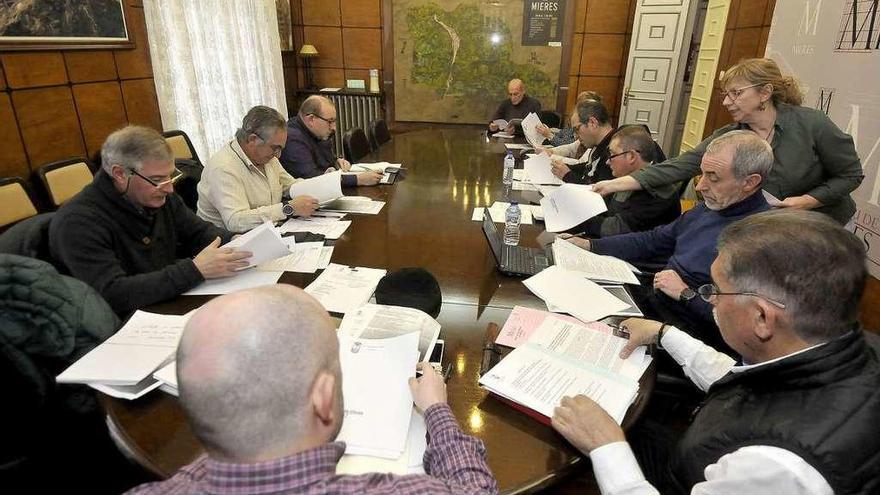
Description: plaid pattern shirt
125,403,498,494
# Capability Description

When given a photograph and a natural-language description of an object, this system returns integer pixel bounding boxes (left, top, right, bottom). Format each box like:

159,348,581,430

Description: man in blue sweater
564,130,772,349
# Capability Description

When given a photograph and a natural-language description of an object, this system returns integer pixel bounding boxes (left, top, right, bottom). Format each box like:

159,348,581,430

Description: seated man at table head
126,285,499,495
575,125,681,237
553,209,880,495
49,126,251,317
566,130,771,350
280,95,382,187
546,98,617,184
197,105,318,233
487,78,541,136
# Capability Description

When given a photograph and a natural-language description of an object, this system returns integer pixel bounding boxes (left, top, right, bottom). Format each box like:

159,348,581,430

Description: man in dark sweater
280,95,381,187
552,209,880,494
50,126,251,317
577,125,680,237
564,131,772,348
487,79,541,136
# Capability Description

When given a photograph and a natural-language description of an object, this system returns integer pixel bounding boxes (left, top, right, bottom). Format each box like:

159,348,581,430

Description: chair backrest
538,110,562,128
163,130,201,164
37,159,94,207
343,128,372,163
368,119,391,150
0,177,38,229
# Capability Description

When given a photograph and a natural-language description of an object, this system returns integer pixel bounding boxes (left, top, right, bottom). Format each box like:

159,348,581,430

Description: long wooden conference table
102,127,656,494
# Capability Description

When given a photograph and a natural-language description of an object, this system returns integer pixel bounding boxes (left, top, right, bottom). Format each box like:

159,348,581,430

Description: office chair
368,119,392,150
37,158,94,208
538,110,562,128
162,129,201,164
0,177,39,229
343,128,372,163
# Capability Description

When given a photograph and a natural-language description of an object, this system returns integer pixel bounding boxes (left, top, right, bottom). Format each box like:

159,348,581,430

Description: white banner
766,0,880,276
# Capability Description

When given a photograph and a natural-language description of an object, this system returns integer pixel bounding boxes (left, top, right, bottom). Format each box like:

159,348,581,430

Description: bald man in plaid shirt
125,285,498,495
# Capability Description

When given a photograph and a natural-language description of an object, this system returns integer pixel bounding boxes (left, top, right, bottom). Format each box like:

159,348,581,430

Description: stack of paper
480,313,650,424
258,241,324,273
290,171,344,204
491,131,514,139
335,332,420,459
523,154,563,185
471,202,534,224
279,217,352,239
522,265,629,323
339,304,441,361
153,361,178,396
551,239,639,285
56,311,191,399
305,263,387,314
540,183,608,232
321,196,385,215
336,409,428,475
223,221,289,269
183,269,283,295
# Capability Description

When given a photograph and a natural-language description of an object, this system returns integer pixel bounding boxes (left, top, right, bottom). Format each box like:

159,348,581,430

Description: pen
443,364,453,382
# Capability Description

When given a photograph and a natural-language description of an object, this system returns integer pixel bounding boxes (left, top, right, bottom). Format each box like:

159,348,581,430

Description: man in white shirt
552,209,880,494
198,106,318,233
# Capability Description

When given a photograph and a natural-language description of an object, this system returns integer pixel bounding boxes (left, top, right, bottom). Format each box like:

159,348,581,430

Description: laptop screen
481,210,504,263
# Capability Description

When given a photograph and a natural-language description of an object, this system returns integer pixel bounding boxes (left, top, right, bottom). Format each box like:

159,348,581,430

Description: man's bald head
177,285,338,461
508,79,526,105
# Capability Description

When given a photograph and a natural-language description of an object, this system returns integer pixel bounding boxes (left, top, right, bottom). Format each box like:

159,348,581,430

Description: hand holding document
523,154,563,185
335,332,420,459
290,171,343,204
305,263,387,314
339,304,441,361
540,184,608,232
491,118,522,129
551,239,639,285
223,222,289,269
522,265,629,323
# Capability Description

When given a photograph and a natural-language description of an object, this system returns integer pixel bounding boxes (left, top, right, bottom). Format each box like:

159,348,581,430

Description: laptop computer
481,210,553,276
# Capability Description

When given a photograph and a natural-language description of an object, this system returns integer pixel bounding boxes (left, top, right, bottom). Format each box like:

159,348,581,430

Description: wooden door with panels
619,0,701,153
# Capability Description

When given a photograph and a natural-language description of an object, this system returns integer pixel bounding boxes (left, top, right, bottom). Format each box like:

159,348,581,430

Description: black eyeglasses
607,149,639,161
130,167,183,188
309,113,337,125
697,283,786,309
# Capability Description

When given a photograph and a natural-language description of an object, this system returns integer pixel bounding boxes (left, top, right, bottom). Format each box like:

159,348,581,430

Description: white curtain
142,0,287,162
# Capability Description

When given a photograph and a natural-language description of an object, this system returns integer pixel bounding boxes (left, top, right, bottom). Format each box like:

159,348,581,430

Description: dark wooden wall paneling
0,0,162,201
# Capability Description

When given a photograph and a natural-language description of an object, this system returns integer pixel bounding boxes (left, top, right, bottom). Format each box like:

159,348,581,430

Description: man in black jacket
552,209,880,494
50,126,251,316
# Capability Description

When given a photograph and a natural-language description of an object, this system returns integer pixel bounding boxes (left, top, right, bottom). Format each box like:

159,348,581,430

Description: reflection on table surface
103,128,655,494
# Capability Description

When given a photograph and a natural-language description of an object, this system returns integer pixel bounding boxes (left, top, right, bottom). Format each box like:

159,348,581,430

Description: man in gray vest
552,209,880,494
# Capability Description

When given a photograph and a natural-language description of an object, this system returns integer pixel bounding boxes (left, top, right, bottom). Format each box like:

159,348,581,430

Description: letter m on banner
816,87,835,114
836,0,880,51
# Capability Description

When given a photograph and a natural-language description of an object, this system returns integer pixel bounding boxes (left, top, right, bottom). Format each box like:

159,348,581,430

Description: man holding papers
487,79,541,136
281,95,382,187
545,99,616,184
551,210,880,495
50,126,251,316
127,285,499,495
565,131,771,350
197,106,319,233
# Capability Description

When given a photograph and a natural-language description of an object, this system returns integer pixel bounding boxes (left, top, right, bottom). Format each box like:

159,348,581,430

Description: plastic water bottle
503,202,521,246
502,150,515,185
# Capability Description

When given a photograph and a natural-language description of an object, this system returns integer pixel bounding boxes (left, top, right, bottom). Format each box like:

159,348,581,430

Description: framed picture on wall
0,0,132,50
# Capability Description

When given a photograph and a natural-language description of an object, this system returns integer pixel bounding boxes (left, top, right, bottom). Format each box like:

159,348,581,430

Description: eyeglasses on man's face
256,134,284,155
130,167,183,188
697,283,786,309
607,149,639,161
309,113,337,126
718,83,763,102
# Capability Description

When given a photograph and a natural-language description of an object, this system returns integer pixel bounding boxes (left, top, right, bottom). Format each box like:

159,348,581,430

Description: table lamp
299,44,319,89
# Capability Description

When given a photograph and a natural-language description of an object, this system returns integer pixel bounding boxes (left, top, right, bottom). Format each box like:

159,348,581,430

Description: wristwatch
679,287,697,302
282,203,295,217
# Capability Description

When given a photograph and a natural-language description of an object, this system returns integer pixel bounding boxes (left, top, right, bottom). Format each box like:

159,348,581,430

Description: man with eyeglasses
198,106,319,233
551,209,880,494
50,126,251,317
487,79,542,136
280,95,382,187
563,130,771,351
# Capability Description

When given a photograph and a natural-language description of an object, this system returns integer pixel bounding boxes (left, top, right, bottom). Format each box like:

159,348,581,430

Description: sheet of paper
90,378,163,400
223,221,289,268
289,171,343,204
523,154,564,185
504,143,532,150
339,304,441,361
512,181,539,192
496,305,584,348
279,218,352,239
336,408,426,475
56,311,190,386
551,239,640,285
522,265,629,323
321,197,385,214
512,169,526,181
536,184,561,197
257,242,323,273
599,285,644,317
183,269,283,295
491,132,514,139
525,153,580,166
312,211,347,219
335,332,420,459
471,203,533,224
521,112,546,150
525,204,544,220
352,162,402,173
318,246,334,269
540,184,608,232
763,189,783,206
305,263,387,314
491,119,509,128
479,343,639,423
152,361,177,391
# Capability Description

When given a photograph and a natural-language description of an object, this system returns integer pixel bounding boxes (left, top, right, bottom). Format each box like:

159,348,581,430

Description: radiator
325,93,382,157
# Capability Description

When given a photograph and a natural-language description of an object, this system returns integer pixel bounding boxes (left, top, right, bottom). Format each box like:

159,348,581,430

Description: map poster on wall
393,0,561,124
766,0,880,276
522,0,565,46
